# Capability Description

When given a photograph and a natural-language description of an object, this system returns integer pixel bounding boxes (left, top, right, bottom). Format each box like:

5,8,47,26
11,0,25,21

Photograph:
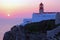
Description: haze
0,0,60,40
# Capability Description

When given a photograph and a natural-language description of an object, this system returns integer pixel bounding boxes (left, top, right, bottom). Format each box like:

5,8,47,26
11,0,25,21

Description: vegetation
24,19,56,33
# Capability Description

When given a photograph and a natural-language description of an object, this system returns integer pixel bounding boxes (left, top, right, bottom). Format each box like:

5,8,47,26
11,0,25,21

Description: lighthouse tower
39,3,44,14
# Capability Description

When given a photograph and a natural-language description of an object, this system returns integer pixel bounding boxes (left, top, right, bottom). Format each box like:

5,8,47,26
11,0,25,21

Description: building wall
32,13,56,22
21,19,32,26
22,12,56,25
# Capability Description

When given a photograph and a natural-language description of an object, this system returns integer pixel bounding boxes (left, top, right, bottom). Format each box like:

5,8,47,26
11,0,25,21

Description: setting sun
8,14,10,17
0,0,60,40
0,0,30,17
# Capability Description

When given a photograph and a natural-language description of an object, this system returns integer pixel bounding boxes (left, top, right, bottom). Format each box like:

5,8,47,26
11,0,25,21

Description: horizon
0,0,60,40
0,0,60,18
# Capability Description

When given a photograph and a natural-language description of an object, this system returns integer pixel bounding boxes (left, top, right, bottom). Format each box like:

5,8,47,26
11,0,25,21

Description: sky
0,0,60,40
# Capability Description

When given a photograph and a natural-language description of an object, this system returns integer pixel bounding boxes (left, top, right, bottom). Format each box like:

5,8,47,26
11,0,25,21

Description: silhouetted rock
23,19,56,40
24,19,56,32
3,31,15,40
3,25,22,40
3,19,60,40
54,32,60,40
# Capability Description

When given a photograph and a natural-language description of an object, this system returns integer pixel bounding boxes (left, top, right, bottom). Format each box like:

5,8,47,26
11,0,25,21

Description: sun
1,0,29,17
8,14,10,17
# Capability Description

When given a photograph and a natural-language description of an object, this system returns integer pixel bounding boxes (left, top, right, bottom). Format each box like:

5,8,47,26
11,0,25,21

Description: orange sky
0,0,60,18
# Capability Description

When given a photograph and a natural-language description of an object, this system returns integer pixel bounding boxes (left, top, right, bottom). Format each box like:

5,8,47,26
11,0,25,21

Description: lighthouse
39,3,44,14
22,3,57,24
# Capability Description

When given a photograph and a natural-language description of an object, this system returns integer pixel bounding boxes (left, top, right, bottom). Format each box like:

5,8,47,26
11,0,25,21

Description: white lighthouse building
22,3,58,25
32,3,57,22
